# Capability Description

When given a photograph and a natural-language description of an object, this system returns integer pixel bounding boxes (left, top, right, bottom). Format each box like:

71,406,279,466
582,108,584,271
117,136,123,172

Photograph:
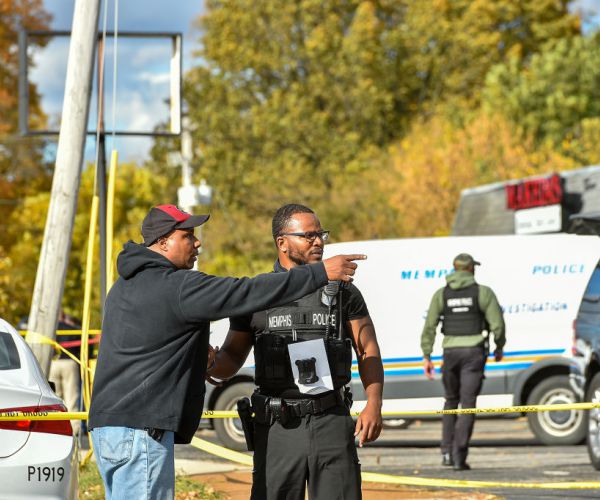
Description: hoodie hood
116,240,176,279
445,270,476,290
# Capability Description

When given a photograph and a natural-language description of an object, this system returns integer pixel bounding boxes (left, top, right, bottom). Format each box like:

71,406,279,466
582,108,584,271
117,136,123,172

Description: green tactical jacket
420,271,506,359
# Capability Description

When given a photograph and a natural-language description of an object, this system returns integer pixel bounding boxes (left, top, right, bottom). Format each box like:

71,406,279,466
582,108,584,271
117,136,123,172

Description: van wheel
383,418,413,430
526,375,585,445
586,373,600,469
213,382,255,451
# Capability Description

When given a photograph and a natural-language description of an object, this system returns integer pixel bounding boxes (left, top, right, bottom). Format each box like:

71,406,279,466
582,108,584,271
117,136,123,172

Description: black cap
453,253,481,270
141,205,210,246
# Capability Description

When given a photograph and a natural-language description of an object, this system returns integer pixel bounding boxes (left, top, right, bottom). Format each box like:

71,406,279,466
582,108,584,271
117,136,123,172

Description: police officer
208,203,384,500
420,253,505,471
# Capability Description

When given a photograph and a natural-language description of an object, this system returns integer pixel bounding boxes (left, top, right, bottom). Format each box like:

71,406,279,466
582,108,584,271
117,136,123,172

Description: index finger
344,254,367,261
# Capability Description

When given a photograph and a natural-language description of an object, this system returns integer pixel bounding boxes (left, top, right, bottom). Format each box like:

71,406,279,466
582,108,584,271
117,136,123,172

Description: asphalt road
179,417,600,500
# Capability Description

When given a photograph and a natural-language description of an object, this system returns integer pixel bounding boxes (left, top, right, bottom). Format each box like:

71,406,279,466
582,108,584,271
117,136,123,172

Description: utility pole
176,116,212,264
26,0,101,375
97,37,108,309
179,116,194,215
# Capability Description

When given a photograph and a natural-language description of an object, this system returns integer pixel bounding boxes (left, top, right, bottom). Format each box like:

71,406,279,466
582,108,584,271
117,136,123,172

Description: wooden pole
26,0,101,375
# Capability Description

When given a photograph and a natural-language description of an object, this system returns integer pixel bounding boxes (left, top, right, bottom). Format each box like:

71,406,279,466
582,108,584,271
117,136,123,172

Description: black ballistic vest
441,284,485,336
254,286,352,394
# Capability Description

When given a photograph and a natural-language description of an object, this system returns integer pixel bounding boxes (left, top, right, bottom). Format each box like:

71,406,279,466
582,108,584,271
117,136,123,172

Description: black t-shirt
229,261,370,338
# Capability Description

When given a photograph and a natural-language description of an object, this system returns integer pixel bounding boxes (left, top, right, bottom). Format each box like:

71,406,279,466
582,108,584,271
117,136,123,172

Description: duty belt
252,387,351,425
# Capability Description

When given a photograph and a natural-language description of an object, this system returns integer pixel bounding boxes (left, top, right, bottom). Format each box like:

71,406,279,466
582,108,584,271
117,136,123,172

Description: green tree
2,162,169,326
0,0,52,250
144,0,587,277
382,111,577,237
180,0,414,273
402,0,580,111
483,34,600,145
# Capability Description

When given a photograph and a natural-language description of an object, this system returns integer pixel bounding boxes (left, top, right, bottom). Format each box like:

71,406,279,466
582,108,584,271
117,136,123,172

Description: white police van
206,234,600,450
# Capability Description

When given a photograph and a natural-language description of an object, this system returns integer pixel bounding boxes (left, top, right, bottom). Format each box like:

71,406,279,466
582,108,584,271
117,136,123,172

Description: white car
0,318,78,499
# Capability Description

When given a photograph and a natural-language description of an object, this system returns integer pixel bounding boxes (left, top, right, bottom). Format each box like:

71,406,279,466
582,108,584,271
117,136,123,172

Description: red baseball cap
141,205,210,246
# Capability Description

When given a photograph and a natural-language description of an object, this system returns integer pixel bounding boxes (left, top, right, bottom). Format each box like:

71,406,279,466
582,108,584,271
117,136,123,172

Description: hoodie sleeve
420,288,444,358
177,262,328,322
479,285,506,350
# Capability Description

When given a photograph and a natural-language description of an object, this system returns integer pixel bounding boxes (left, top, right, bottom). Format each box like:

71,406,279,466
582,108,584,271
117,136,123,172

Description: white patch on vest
451,307,470,313
447,297,473,307
268,314,292,328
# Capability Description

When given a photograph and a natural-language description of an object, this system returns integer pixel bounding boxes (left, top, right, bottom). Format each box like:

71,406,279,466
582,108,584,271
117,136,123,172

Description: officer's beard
287,248,322,267
288,252,308,266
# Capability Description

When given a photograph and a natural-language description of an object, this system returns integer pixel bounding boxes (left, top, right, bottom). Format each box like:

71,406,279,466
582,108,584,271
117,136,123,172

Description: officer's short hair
272,204,314,242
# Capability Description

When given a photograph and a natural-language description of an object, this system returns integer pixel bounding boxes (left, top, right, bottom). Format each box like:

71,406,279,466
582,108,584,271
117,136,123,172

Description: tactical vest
254,286,352,393
441,284,485,336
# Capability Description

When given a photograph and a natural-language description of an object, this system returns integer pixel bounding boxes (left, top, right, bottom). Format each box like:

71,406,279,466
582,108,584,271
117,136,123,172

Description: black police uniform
230,260,368,500
440,284,488,466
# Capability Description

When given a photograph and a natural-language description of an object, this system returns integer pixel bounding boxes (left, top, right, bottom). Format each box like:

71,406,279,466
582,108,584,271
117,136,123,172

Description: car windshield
576,265,600,342
0,331,21,370
584,266,600,297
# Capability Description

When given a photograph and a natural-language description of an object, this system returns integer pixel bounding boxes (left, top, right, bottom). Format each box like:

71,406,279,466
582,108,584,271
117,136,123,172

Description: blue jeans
91,426,175,500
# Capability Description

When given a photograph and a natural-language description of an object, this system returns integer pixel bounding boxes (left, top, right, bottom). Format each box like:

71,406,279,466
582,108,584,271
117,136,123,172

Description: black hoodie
88,241,327,443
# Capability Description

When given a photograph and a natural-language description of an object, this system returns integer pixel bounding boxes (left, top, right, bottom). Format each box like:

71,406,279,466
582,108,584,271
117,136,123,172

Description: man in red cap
89,204,365,500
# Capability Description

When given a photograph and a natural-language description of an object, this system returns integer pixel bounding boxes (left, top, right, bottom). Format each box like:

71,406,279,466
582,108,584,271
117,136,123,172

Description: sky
33,0,206,163
32,0,600,165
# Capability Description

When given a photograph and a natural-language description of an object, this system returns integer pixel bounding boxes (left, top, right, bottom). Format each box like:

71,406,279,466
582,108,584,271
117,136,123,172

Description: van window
0,331,21,370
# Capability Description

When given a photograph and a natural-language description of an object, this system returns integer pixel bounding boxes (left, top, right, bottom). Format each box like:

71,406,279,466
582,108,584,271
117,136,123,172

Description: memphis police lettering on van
401,268,454,280
207,233,600,449
532,264,586,275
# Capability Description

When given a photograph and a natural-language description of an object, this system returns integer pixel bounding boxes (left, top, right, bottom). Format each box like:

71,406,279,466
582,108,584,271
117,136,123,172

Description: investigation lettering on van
501,302,568,314
532,264,586,275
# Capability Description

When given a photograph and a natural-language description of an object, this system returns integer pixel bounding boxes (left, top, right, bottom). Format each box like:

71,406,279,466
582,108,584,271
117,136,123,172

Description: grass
79,463,223,499
78,462,104,500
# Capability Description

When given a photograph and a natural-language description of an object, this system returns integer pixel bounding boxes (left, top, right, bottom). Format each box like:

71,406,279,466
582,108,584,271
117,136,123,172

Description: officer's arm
421,290,442,378
482,288,506,360
208,330,253,380
349,315,383,446
421,290,443,358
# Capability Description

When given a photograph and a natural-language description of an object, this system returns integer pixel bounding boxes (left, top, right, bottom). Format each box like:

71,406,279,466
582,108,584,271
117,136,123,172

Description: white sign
288,339,334,395
515,205,562,235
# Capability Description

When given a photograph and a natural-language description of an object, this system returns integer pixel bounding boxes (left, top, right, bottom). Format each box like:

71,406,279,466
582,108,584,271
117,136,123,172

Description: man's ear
276,236,287,253
158,236,170,251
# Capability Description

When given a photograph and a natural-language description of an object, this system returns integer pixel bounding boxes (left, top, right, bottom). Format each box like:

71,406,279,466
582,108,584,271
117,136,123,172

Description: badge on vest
288,339,334,395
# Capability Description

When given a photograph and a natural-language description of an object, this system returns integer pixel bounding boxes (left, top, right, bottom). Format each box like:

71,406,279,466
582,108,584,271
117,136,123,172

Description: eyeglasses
279,230,330,243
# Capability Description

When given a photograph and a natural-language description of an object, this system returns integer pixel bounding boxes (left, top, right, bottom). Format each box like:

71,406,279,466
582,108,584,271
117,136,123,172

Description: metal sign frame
19,30,182,137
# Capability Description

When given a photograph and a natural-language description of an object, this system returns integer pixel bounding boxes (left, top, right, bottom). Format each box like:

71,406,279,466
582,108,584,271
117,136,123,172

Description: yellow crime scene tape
23,332,95,373
15,332,600,489
7,401,600,420
189,436,600,490
3,403,600,490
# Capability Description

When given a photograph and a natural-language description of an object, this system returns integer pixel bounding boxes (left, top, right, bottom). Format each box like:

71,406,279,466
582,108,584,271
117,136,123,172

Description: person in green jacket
420,253,506,471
